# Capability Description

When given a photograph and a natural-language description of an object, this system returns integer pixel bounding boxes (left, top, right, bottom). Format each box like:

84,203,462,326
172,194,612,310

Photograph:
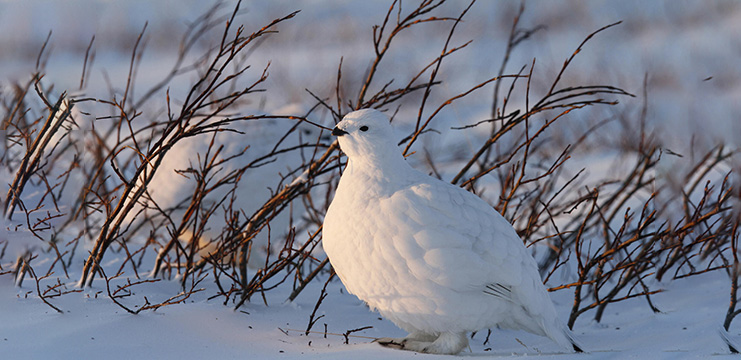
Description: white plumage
322,109,581,354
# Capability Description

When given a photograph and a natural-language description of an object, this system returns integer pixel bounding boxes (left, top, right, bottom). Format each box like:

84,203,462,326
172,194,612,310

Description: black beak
332,127,348,136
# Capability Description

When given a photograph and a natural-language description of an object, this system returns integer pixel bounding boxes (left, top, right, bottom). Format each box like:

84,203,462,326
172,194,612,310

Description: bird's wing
377,177,540,297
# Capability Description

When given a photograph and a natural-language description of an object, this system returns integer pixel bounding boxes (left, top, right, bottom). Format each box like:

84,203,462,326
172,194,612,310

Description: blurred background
1,0,738,149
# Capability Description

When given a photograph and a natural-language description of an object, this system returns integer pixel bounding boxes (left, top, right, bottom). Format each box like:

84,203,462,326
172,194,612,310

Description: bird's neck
342,152,416,195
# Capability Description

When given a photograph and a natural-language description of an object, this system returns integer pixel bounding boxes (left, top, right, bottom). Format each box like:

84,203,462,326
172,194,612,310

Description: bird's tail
562,325,584,353
543,320,584,353
571,337,584,353
534,289,584,352
720,326,740,354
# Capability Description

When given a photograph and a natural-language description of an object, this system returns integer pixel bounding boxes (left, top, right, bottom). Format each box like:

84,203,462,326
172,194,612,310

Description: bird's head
332,109,401,164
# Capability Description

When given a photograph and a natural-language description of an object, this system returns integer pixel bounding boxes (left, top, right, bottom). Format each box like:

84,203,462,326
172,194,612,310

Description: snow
1,268,738,359
1,0,740,359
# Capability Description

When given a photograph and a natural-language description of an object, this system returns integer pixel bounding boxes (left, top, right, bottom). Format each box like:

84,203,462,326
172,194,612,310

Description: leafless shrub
98,264,205,315
76,6,306,288
1,1,323,308
13,253,82,313
723,219,741,353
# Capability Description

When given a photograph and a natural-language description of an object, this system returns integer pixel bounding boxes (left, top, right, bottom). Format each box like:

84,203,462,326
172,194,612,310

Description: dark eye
359,125,369,132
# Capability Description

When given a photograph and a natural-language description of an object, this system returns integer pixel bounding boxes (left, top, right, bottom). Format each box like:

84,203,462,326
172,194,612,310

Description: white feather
323,109,581,354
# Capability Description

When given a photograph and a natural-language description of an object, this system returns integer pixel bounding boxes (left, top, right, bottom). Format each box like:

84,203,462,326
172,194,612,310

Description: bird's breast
324,180,430,304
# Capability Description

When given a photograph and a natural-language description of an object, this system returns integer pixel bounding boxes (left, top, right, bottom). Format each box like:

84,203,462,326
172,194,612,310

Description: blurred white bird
322,109,582,355
140,104,323,270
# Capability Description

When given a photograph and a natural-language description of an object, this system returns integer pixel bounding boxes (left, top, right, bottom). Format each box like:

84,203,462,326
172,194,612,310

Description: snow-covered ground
0,266,737,359
2,1,740,359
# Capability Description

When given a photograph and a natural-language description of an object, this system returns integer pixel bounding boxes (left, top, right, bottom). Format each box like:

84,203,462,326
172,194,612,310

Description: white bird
140,104,320,271
322,109,582,355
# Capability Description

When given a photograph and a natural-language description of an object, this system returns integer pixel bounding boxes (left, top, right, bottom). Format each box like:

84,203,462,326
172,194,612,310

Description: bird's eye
359,125,369,132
